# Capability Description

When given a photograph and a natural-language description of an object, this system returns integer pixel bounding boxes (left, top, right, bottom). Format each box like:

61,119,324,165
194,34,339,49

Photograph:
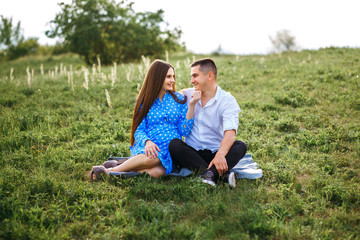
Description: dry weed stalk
126,68,131,82
111,68,116,88
60,63,63,75
68,72,71,87
137,83,141,92
26,66,31,87
165,50,169,62
138,65,144,79
105,89,112,108
184,58,190,67
141,55,150,69
97,57,101,76
113,62,117,76
10,68,14,81
70,65,74,91
83,68,89,90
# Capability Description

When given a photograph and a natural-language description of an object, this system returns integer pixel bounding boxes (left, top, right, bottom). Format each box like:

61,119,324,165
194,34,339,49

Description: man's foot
226,172,236,189
201,170,216,187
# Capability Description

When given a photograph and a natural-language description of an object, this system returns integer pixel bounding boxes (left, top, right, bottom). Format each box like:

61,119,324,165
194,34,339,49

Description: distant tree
0,15,23,50
211,44,224,56
46,0,182,65
0,16,40,60
6,38,40,60
269,29,298,53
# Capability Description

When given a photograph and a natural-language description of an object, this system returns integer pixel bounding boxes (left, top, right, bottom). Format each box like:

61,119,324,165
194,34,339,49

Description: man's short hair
191,58,217,78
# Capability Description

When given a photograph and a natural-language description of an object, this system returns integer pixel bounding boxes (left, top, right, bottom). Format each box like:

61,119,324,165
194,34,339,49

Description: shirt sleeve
222,95,240,134
134,116,150,146
176,92,194,136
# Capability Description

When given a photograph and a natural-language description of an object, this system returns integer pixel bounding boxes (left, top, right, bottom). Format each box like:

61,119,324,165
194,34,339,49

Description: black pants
169,139,247,181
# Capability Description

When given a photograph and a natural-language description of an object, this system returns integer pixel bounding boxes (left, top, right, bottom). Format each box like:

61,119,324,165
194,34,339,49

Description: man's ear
208,71,214,80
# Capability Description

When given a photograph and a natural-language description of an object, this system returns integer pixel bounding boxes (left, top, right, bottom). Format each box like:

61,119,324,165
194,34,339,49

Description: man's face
191,65,208,91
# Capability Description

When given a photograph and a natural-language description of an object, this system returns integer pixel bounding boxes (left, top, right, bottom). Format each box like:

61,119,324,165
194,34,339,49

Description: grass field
0,48,359,239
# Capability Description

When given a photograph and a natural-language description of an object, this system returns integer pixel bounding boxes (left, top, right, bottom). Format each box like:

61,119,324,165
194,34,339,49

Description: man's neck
200,84,217,107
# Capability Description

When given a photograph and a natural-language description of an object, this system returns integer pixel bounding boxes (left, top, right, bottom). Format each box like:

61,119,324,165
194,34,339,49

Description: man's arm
208,129,236,176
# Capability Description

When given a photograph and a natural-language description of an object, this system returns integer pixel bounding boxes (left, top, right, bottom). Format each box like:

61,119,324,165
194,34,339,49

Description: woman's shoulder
172,91,186,101
175,91,184,97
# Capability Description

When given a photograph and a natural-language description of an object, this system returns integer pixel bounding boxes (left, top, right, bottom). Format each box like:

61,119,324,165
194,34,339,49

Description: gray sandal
90,166,107,181
102,158,128,168
102,160,119,168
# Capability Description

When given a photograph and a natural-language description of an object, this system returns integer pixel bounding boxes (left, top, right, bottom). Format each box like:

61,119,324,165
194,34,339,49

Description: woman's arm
134,117,160,159
177,91,201,136
133,117,149,147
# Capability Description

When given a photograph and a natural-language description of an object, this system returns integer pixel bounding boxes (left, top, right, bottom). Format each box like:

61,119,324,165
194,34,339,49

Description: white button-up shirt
183,86,240,153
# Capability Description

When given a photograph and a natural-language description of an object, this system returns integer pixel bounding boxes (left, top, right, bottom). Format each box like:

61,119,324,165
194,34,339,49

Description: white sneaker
228,172,236,188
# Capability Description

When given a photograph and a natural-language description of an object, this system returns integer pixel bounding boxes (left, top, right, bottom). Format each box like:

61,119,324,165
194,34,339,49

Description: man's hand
189,90,201,106
208,153,228,176
145,140,160,159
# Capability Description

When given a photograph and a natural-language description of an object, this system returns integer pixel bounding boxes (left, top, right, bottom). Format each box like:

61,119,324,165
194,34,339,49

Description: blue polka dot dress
130,91,194,174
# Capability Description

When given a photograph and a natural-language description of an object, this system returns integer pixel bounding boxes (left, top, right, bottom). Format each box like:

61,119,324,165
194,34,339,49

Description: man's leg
169,139,247,186
224,140,247,171
169,139,209,172
206,140,247,181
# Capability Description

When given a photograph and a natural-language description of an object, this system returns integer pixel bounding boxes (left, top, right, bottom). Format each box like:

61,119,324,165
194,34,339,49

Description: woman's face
162,67,175,92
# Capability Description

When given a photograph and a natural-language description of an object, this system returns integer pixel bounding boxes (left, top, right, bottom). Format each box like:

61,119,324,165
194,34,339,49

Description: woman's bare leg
139,165,166,178
105,154,160,174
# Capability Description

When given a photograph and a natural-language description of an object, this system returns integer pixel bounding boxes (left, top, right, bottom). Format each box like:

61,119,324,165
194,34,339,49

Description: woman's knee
147,165,166,178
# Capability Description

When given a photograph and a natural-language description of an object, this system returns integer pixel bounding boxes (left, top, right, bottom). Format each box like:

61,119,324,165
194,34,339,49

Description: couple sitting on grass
90,58,247,188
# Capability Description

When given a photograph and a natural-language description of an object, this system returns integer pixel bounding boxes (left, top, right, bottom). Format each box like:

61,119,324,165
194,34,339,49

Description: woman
91,60,200,179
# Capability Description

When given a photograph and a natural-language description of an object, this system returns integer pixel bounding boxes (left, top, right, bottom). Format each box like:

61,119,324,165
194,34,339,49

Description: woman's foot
90,166,107,181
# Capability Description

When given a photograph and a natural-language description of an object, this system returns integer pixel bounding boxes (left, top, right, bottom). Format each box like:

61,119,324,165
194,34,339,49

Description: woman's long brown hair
130,60,186,146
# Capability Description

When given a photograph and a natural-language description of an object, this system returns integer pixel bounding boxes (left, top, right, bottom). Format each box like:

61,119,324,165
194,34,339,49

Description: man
169,58,247,188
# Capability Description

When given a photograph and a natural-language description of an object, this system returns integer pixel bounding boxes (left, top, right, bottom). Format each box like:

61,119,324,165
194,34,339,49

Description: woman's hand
189,90,201,106
145,140,161,159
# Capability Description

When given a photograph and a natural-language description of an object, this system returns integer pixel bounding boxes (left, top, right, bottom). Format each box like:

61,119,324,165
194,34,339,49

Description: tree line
1,0,298,64
1,0,182,65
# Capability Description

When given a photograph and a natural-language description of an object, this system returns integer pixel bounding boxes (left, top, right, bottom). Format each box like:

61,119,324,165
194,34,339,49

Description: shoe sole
228,172,236,188
202,179,216,187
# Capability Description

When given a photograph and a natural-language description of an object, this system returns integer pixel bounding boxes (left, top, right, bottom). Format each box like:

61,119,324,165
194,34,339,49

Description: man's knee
169,138,184,154
238,140,247,152
232,140,247,154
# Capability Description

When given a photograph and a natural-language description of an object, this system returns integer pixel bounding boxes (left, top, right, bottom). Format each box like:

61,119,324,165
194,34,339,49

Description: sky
1,0,359,55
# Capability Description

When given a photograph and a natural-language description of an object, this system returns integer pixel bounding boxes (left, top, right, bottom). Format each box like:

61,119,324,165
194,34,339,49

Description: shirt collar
214,86,221,101
198,86,220,107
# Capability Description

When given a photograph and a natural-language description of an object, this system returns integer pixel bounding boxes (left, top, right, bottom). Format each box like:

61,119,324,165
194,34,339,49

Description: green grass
1,48,359,239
